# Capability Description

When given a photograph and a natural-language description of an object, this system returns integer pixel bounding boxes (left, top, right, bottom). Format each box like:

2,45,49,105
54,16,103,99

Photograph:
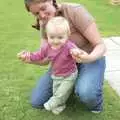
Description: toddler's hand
70,48,88,63
17,50,31,63
17,50,26,59
70,48,83,57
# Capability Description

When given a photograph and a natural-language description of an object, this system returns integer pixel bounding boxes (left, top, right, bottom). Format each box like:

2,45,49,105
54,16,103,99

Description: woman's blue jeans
31,57,106,111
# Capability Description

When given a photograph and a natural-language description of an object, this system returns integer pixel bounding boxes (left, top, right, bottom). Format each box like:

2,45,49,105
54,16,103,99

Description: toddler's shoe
91,110,101,114
52,105,66,115
44,102,51,111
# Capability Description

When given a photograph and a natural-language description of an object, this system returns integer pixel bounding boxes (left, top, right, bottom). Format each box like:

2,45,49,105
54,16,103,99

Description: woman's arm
68,5,106,63
71,22,106,63
82,22,106,62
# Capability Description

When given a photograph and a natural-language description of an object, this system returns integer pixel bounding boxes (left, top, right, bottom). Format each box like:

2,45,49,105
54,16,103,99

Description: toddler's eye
58,36,63,39
50,36,54,39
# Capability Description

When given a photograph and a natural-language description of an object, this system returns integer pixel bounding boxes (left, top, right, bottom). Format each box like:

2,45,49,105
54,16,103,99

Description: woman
24,0,106,113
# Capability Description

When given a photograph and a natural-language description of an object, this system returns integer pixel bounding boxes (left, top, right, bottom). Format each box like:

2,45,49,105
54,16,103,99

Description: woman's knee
30,87,52,108
75,86,97,103
31,98,44,108
30,71,53,108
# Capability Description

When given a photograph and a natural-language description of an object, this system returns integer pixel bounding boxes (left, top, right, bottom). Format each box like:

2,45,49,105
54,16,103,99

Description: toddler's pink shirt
30,40,77,77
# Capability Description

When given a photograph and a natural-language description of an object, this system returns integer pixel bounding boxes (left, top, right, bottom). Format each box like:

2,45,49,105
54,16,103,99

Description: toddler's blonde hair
46,16,71,36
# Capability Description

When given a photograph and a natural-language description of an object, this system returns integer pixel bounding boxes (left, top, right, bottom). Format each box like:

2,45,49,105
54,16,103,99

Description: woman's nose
39,11,46,19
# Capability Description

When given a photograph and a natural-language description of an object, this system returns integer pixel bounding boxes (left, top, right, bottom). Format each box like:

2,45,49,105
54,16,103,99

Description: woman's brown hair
24,0,58,11
24,0,58,30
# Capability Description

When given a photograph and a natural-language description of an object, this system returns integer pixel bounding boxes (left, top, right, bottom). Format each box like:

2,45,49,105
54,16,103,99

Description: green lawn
0,0,120,120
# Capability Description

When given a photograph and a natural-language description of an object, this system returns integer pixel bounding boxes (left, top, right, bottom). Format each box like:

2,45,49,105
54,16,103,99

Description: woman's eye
40,6,46,11
32,12,39,16
35,12,39,15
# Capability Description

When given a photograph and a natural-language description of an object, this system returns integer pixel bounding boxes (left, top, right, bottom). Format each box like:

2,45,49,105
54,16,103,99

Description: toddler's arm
17,46,48,64
17,42,49,64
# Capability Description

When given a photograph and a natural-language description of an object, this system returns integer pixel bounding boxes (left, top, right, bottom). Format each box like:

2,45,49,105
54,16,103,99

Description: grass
0,0,120,120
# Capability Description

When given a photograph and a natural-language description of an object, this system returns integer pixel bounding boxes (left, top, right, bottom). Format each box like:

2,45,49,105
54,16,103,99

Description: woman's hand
17,50,31,63
70,48,94,63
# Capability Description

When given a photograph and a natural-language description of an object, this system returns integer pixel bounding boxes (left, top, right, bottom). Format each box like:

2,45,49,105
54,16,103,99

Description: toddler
17,16,83,114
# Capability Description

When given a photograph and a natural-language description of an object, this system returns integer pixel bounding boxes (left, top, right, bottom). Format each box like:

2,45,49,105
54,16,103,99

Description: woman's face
29,1,56,22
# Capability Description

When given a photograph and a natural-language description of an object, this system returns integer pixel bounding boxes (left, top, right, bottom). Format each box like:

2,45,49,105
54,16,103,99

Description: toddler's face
47,28,68,49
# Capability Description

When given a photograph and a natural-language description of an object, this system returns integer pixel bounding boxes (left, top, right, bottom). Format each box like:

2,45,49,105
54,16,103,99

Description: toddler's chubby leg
44,71,77,113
